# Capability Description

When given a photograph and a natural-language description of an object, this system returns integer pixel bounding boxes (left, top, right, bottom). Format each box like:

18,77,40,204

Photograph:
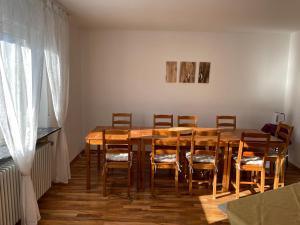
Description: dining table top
85,126,283,145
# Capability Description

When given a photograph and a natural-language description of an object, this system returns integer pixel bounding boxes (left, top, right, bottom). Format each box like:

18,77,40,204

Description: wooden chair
102,129,132,197
267,122,293,189
216,115,236,129
187,129,221,199
153,114,173,128
177,116,196,178
112,113,132,128
96,113,131,171
151,129,180,194
178,115,198,127
232,132,270,199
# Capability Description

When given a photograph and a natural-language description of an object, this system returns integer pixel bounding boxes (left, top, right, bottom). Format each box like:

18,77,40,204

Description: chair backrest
153,114,173,128
178,115,197,127
236,132,270,167
112,113,132,128
216,115,236,129
151,129,180,161
275,122,293,155
102,129,131,159
190,129,221,164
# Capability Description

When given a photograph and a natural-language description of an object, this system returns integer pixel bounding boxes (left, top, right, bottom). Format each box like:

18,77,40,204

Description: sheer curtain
44,0,71,183
0,0,70,224
0,0,45,224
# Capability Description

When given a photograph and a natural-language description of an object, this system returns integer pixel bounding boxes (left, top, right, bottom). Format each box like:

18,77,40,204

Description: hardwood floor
38,151,300,225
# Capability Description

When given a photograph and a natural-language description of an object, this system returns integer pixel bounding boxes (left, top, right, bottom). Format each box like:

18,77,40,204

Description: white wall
284,32,300,168
81,30,290,134
64,19,85,161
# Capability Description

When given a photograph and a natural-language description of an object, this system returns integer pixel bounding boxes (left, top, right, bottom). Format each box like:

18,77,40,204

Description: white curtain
44,0,71,183
0,0,70,224
0,0,45,224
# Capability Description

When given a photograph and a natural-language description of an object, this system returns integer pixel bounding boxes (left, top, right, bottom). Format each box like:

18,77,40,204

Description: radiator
0,142,52,225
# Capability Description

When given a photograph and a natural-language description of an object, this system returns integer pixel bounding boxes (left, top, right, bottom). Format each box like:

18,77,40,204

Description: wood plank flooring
38,151,300,225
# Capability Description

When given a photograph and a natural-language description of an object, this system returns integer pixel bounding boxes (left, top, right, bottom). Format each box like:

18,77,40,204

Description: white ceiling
57,0,300,33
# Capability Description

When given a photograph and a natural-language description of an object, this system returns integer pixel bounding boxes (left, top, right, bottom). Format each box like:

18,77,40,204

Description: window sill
0,127,61,163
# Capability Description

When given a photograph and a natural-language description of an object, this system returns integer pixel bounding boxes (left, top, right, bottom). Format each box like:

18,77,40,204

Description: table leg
86,142,91,189
136,140,141,191
141,139,145,191
225,146,233,192
222,144,229,192
97,145,101,171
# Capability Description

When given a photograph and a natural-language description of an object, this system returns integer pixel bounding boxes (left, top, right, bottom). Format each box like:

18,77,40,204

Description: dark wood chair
177,116,196,178
187,129,221,199
102,129,132,197
107,113,132,170
153,114,173,128
216,115,236,129
178,115,197,127
112,113,132,128
267,122,293,189
232,132,270,199
151,129,180,194
217,115,237,190
94,113,132,171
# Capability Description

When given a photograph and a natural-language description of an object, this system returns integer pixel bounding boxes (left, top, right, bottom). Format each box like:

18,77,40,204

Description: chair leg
175,167,179,195
128,164,131,197
103,165,107,197
260,169,265,193
213,169,217,200
236,168,240,199
151,164,155,195
280,158,285,187
189,168,193,195
273,157,280,189
227,147,233,189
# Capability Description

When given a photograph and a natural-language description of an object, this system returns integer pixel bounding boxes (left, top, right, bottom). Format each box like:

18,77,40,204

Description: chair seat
106,152,132,162
186,152,215,163
153,154,177,163
234,156,263,165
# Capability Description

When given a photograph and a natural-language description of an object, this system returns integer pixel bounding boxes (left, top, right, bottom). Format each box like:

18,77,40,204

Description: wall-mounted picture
198,62,211,83
166,61,177,83
179,61,196,83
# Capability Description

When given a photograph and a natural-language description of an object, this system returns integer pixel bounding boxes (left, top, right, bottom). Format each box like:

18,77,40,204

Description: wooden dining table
85,126,284,191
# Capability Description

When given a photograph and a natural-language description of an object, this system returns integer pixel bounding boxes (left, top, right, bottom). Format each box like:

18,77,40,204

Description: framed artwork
166,61,177,83
198,62,211,83
179,62,196,83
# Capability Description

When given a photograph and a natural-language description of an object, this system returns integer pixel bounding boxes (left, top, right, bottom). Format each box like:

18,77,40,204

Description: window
40,68,57,128
38,67,50,128
0,39,53,147
0,39,32,146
